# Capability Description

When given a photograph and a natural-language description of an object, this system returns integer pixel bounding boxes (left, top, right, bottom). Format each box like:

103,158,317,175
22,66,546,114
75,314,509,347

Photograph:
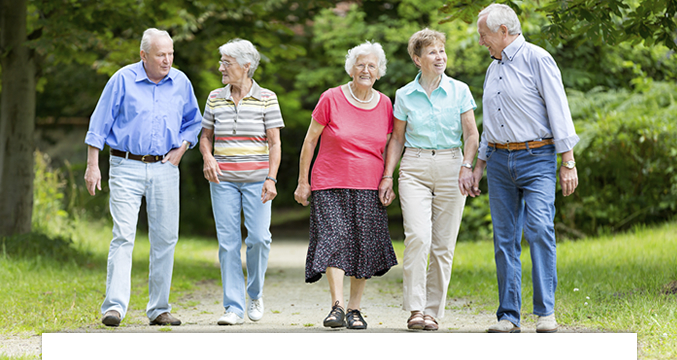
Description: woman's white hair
140,28,173,53
219,39,261,78
478,3,522,35
344,41,387,78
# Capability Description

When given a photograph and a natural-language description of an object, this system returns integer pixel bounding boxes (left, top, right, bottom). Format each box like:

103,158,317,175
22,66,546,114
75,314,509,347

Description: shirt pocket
438,105,461,135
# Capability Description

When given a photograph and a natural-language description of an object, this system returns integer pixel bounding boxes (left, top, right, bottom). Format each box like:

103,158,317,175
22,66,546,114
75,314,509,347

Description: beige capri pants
398,147,466,318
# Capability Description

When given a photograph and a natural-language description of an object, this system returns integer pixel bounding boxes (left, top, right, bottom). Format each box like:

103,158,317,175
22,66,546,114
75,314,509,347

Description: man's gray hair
219,39,261,78
140,28,173,53
478,3,522,35
344,41,388,78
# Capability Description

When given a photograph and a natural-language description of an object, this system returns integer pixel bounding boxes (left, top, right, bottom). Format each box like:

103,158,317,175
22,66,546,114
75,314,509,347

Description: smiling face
219,55,249,86
140,36,174,83
477,16,507,59
350,53,380,89
414,41,447,77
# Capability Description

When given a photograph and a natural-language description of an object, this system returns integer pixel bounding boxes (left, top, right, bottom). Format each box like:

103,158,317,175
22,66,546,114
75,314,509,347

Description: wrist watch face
563,161,576,169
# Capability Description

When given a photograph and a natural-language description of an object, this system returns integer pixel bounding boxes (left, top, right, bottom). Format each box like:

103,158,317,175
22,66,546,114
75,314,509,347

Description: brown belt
111,149,165,163
488,139,554,151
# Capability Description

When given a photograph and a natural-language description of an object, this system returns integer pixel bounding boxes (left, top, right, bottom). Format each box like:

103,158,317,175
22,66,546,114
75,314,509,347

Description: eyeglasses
355,63,377,71
219,60,233,67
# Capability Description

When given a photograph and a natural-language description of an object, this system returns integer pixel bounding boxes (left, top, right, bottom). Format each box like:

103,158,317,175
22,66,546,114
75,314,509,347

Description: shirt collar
217,79,262,100
404,72,450,95
500,34,526,62
134,60,175,83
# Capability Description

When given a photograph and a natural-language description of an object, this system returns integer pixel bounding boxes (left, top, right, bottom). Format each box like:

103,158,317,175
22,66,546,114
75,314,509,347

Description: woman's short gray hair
140,28,173,53
219,39,261,78
478,3,522,35
344,41,387,78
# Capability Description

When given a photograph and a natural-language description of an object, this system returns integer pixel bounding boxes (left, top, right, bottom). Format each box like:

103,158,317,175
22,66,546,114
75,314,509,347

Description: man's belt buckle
141,155,155,163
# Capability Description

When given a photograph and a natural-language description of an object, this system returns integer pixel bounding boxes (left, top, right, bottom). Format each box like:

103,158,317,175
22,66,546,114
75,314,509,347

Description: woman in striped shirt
200,38,284,326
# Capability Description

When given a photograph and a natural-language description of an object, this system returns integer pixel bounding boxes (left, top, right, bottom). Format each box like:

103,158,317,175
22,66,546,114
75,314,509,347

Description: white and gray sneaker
536,314,558,333
247,297,264,321
487,319,521,333
217,311,244,325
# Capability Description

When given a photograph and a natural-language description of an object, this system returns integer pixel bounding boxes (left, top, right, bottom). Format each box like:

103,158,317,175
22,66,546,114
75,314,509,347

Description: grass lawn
440,221,677,360
1,218,676,359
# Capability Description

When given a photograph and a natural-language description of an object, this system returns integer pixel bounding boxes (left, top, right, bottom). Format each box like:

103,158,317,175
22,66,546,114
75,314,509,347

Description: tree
0,0,36,236
439,0,677,51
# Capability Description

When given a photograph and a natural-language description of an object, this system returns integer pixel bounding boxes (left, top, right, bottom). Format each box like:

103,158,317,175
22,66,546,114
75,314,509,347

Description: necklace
348,82,375,104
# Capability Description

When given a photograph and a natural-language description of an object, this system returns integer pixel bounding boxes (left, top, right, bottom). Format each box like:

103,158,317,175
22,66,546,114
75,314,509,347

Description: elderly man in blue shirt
84,28,202,327
470,4,579,333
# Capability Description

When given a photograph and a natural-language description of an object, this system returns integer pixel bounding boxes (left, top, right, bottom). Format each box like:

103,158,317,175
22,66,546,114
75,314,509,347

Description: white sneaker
217,312,244,325
247,297,264,321
536,314,558,333
487,319,521,333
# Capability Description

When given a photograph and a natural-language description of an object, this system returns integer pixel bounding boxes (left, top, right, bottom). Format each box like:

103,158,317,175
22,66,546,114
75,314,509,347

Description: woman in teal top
379,28,479,331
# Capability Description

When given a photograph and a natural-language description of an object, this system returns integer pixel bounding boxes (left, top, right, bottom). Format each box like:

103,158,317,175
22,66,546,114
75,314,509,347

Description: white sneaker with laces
248,297,264,321
217,311,244,325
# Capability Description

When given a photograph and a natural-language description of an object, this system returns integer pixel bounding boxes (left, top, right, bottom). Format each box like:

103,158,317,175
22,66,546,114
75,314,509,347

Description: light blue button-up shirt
85,61,202,156
394,73,476,149
478,34,579,160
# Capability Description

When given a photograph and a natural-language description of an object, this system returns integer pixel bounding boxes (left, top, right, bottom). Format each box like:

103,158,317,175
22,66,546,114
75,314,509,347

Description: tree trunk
0,0,36,236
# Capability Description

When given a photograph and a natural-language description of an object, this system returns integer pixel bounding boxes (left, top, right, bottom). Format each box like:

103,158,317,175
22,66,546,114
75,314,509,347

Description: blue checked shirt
478,34,579,161
85,61,202,155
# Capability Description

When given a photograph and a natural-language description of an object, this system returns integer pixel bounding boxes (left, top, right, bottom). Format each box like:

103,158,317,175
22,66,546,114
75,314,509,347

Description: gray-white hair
478,3,522,35
219,39,261,78
344,41,387,78
140,28,173,53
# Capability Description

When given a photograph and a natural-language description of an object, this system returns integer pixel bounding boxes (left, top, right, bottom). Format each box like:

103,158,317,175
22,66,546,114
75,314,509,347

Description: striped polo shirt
202,80,284,183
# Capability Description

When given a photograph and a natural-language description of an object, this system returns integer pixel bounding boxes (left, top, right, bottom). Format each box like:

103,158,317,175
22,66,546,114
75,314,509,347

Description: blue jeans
210,180,272,318
485,144,558,327
101,156,180,321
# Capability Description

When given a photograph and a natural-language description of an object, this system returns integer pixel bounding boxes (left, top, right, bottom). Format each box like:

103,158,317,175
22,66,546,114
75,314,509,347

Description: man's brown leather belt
111,149,164,163
488,139,554,151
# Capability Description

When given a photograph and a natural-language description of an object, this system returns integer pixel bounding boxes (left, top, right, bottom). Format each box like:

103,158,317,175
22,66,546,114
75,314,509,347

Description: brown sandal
423,315,438,331
407,312,425,330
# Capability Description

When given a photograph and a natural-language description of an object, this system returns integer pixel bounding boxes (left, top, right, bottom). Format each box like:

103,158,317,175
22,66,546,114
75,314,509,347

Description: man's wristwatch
461,163,473,169
182,140,190,148
562,160,576,169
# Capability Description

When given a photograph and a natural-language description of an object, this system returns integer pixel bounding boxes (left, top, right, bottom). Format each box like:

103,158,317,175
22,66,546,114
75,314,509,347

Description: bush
557,81,677,236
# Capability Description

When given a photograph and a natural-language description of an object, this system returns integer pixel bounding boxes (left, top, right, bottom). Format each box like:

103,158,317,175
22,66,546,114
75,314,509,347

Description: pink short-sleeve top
310,86,394,191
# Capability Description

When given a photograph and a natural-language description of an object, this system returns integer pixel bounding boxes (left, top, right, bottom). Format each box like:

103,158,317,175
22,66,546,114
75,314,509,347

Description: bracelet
461,163,473,169
265,176,277,184
382,175,393,179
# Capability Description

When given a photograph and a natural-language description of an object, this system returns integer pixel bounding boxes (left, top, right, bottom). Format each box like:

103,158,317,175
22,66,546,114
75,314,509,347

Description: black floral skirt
305,189,398,283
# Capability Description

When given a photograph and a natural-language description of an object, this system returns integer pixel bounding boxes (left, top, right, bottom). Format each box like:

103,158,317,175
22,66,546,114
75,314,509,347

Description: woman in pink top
294,41,398,330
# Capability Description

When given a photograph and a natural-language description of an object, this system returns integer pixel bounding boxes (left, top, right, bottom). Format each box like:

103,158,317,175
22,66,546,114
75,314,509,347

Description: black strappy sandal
346,309,367,330
323,300,346,328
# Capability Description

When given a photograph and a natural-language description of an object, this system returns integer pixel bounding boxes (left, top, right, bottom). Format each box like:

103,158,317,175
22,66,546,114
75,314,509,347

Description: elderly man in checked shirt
84,28,202,327
469,4,579,333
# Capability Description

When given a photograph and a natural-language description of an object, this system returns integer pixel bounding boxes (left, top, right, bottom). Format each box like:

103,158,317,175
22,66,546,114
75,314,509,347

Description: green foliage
557,81,677,235
440,0,677,51
32,151,69,235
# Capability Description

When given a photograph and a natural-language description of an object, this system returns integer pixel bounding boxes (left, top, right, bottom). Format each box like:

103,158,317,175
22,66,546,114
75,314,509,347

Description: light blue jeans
101,155,180,321
210,180,271,318
485,144,558,327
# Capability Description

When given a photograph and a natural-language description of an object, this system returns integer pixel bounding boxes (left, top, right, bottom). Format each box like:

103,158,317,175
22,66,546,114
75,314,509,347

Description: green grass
0,217,220,335
2,218,676,359
429,221,676,360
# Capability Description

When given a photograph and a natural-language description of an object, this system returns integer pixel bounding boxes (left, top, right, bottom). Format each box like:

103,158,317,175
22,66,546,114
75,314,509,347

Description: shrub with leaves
558,81,677,236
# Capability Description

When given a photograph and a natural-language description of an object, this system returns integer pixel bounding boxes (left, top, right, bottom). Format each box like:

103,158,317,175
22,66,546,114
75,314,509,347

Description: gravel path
1,237,584,358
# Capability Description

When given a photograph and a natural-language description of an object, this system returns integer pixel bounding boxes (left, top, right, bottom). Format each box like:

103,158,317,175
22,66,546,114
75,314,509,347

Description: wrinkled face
414,41,447,77
141,36,174,83
350,53,380,88
478,16,506,59
219,55,249,85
